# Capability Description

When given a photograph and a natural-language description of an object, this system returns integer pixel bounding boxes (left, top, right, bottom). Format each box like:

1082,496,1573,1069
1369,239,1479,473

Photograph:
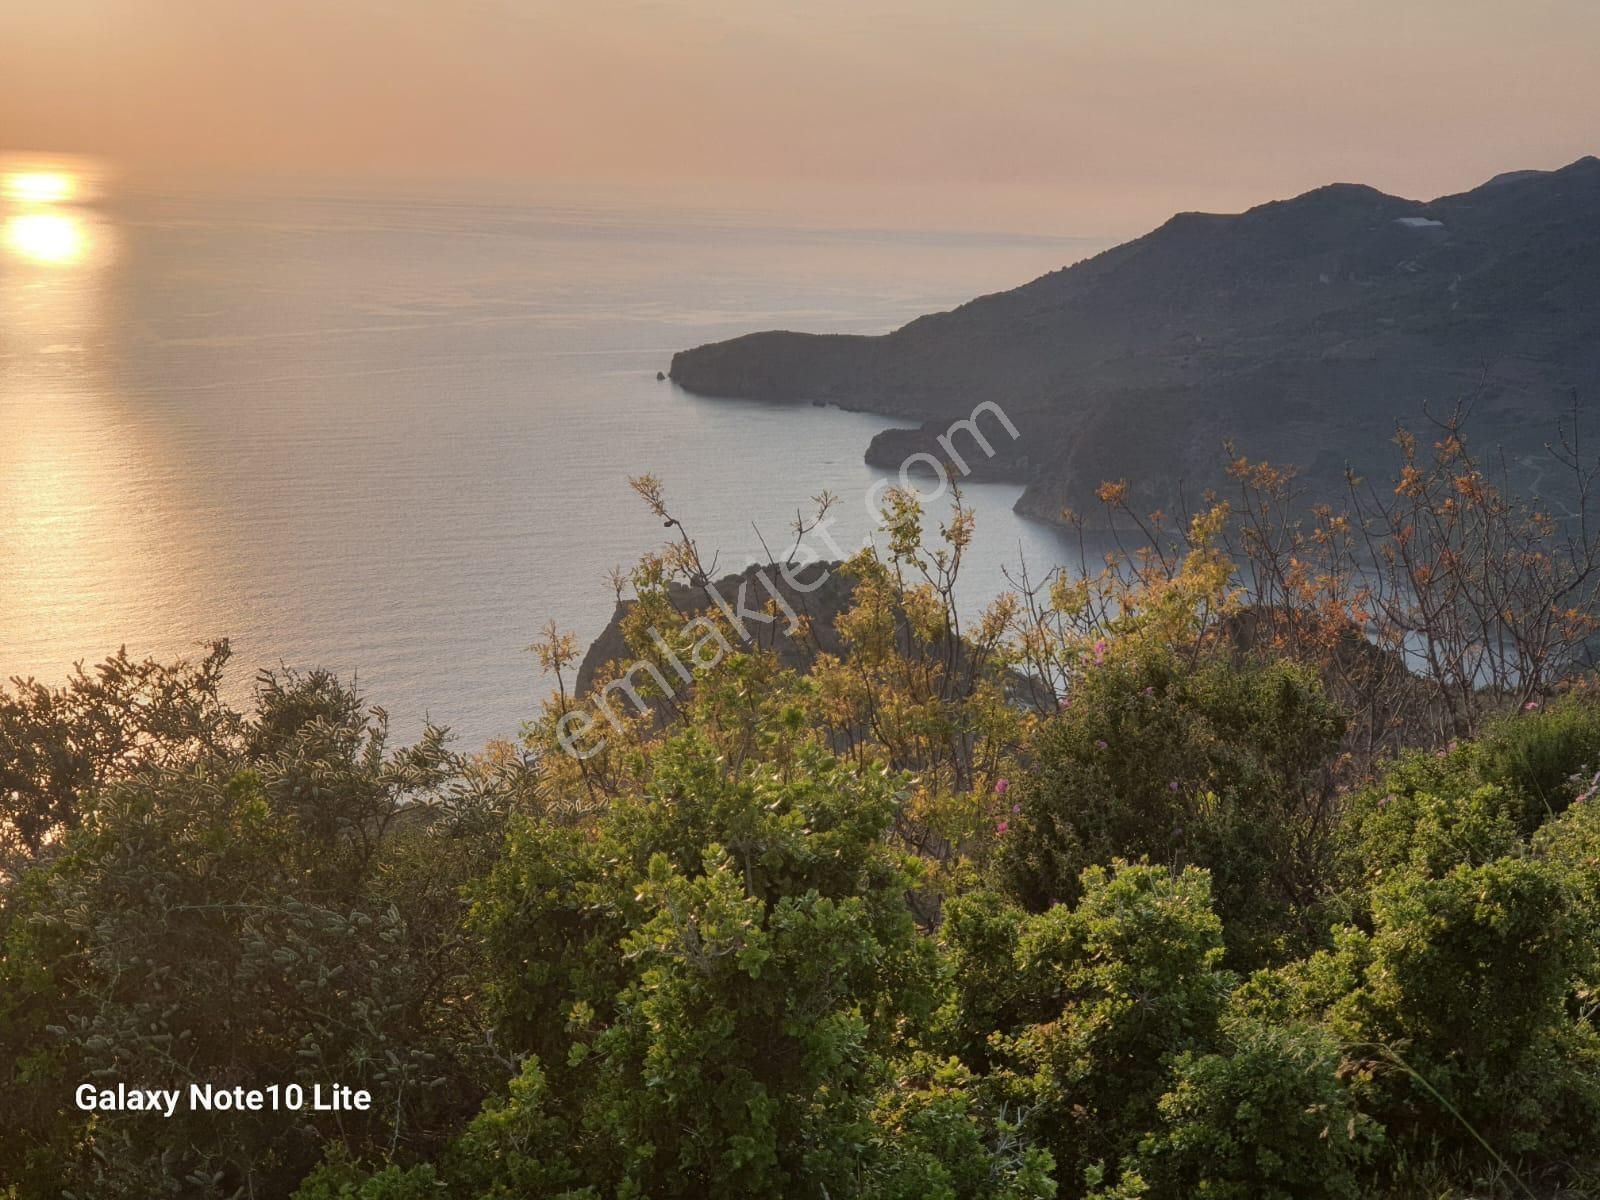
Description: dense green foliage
7,468,1600,1198
465,734,945,1198
993,650,1344,966
0,663,519,1197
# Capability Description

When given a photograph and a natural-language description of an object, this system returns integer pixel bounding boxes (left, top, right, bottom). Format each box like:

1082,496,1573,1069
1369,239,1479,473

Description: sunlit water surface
0,176,1107,745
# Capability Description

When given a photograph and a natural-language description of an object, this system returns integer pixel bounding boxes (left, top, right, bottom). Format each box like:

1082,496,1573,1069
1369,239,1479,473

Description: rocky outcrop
862,424,1028,482
671,157,1600,524
576,561,857,697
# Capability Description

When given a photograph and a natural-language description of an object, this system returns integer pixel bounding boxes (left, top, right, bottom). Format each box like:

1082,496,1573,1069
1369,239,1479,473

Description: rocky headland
670,158,1600,524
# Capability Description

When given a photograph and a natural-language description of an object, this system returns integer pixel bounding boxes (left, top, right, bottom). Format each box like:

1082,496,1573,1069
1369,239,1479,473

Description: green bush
994,650,1343,967
1119,1018,1381,1200
1535,785,1600,950
0,766,499,1199
1340,698,1600,883
465,732,940,1199
964,863,1232,1198
933,890,1029,1070
1356,857,1598,1160
14,643,1600,1197
0,643,239,866
1474,696,1600,831
1239,856,1599,1175
0,664,511,1200
429,1057,591,1199
861,1053,1056,1200
292,1156,447,1199
1337,766,1524,894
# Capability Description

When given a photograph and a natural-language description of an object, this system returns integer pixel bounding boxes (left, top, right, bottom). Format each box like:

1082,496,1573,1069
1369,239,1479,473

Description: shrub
861,1053,1056,1200
1535,783,1600,938
1242,856,1599,1175
995,650,1343,966
0,768,498,1198
1338,698,1600,890
429,1057,590,1199
976,863,1232,1198
1120,1018,1381,1200
1474,695,1600,832
0,643,239,867
0,669,511,1200
1337,766,1525,895
292,1156,447,1199
467,732,939,1199
934,890,1029,1070
1355,858,1598,1160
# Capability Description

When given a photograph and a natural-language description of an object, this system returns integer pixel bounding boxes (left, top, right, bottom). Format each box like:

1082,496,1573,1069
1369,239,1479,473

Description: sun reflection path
2,164,97,266
5,211,87,265
4,171,76,205
0,154,205,694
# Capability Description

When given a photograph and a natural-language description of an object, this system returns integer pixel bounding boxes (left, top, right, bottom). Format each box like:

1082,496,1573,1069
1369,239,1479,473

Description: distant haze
3,0,1599,233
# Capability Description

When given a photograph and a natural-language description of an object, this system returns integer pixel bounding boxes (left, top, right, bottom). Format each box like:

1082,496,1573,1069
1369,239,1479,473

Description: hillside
670,157,1600,521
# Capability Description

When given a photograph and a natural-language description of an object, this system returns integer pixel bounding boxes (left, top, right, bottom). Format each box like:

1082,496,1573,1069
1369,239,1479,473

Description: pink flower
1095,739,1108,751
995,778,1010,795
996,820,1009,835
1011,803,1021,814
1168,780,1180,792
1092,639,1108,665
1142,686,1155,697
1524,701,1541,712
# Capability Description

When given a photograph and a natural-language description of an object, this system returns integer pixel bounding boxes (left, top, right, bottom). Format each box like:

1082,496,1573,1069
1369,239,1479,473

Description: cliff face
670,158,1600,521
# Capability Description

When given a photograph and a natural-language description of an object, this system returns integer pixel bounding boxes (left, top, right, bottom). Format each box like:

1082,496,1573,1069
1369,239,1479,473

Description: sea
0,176,1108,747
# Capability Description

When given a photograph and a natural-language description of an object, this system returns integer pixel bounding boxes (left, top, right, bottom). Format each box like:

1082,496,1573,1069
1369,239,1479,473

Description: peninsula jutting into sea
672,157,1600,523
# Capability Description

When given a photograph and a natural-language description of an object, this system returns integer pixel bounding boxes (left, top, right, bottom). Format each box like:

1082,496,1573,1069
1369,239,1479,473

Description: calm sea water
0,183,1105,746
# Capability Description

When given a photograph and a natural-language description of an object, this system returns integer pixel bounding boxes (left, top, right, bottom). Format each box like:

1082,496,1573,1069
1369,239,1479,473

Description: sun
4,171,77,205
4,212,87,265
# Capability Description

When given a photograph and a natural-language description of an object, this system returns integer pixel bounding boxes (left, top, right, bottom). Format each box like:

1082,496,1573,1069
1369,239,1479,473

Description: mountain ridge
670,157,1600,523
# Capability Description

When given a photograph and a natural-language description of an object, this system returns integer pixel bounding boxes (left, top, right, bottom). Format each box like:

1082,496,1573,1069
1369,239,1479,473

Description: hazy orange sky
3,0,1597,235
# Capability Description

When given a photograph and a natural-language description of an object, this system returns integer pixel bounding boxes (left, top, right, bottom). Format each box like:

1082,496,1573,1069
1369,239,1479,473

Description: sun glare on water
1,164,98,266
4,171,76,205
5,212,87,264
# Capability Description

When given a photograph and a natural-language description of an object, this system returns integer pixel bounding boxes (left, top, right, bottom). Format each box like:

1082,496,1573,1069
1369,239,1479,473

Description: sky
3,0,1598,235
